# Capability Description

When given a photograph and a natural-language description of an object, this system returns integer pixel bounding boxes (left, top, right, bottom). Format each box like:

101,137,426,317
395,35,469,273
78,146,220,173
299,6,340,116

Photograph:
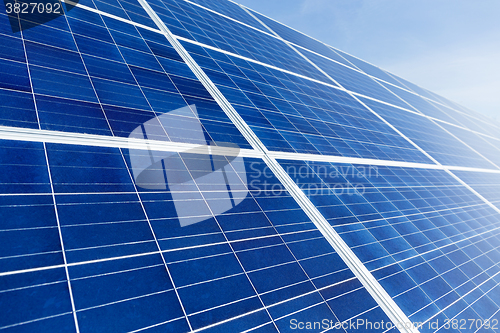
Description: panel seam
58,0,500,142
136,0,423,332
2,126,499,174
244,3,500,224
241,7,423,333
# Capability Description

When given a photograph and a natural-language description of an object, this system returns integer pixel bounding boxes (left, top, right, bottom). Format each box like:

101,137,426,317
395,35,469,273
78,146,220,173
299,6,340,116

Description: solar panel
180,40,434,163
244,8,355,70
278,159,500,329
0,139,397,332
359,97,498,169
1,0,499,332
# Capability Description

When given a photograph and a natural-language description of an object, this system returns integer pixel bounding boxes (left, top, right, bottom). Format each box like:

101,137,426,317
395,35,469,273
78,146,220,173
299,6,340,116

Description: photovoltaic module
0,0,499,332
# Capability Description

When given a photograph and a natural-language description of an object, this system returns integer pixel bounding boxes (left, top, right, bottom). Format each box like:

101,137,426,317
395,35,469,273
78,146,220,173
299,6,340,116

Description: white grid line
2,125,500,174
30,0,500,144
2,1,499,333
243,8,422,333
256,26,500,333
233,0,500,130
16,11,81,332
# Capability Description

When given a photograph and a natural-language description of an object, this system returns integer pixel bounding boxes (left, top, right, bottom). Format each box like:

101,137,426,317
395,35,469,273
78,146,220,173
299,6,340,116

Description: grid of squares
245,8,356,71
1,0,500,332
186,0,265,31
0,139,395,332
144,0,332,83
0,5,251,149
278,159,500,330
359,97,499,170
180,39,435,164
453,172,500,208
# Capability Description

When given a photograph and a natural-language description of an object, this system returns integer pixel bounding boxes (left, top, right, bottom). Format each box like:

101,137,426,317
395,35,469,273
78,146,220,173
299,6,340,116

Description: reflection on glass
129,104,247,227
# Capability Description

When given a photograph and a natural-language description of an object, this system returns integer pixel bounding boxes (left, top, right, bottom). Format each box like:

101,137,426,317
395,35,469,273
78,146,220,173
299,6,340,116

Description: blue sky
236,0,500,120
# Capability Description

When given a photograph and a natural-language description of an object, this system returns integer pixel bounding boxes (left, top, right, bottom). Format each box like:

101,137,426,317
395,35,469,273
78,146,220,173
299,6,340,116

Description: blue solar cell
96,78,153,109
36,95,111,135
0,34,25,62
74,35,123,61
0,140,395,332
22,21,77,51
1,0,499,331
84,54,138,84
0,140,50,194
359,96,498,169
69,17,114,42
148,0,333,83
30,65,98,102
0,58,31,92
25,41,86,74
279,159,500,327
0,89,38,129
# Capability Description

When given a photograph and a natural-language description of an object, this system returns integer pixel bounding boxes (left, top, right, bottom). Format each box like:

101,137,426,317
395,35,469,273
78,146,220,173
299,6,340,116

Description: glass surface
0,139,394,332
279,159,500,329
1,0,499,331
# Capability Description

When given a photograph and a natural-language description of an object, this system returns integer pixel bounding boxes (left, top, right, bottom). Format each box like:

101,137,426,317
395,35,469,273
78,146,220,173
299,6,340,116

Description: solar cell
278,159,500,329
0,0,499,331
180,39,434,164
359,97,499,169
0,139,395,332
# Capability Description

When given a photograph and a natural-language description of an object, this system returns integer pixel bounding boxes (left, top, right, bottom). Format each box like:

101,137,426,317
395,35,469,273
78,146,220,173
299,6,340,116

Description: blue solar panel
0,7,252,149
1,139,396,332
278,159,500,329
1,0,499,331
359,97,499,169
146,0,333,83
180,39,435,164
